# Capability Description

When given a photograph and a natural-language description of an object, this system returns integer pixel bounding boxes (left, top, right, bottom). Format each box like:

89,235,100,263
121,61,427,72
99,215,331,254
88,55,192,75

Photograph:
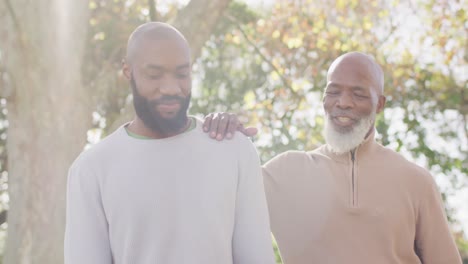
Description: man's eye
176,73,189,79
148,74,162,80
355,94,368,98
326,91,339,95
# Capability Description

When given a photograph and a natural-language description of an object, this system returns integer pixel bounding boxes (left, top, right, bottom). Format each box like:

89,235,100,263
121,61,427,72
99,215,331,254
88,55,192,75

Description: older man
205,52,462,263
65,22,275,264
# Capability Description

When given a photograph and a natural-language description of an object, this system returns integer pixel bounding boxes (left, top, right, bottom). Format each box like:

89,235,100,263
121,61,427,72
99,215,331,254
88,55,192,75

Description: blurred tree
0,55,7,225
0,1,91,263
0,0,232,263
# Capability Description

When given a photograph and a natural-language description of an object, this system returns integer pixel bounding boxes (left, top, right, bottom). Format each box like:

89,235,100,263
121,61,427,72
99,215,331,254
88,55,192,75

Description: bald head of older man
123,22,192,138
323,52,386,153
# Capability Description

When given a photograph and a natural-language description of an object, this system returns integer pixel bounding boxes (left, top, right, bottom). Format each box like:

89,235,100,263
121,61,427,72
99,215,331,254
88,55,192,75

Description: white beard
323,111,375,154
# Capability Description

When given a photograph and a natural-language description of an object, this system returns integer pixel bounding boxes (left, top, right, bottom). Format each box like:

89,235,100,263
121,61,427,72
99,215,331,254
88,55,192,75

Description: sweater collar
322,128,377,163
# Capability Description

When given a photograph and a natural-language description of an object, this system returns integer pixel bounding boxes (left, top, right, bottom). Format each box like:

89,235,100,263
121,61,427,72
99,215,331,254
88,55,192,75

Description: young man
204,52,462,264
64,22,275,264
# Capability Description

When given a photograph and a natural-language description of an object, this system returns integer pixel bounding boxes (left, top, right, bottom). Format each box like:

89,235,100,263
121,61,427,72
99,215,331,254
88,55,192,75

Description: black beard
130,76,190,136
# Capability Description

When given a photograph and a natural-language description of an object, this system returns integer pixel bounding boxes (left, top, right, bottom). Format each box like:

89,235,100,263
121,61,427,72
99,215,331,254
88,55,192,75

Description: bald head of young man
123,22,192,138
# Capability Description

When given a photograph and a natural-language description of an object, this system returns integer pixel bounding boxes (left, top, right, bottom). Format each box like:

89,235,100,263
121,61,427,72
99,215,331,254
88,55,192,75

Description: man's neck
364,125,375,139
127,117,191,139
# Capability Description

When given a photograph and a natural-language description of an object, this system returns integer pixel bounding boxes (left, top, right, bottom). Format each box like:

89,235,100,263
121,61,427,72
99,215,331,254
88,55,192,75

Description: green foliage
0,98,6,257
272,235,283,263
194,0,468,178
0,98,7,222
85,0,151,132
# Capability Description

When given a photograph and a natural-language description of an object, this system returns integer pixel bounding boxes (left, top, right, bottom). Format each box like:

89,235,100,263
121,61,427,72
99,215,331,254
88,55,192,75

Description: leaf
243,91,256,108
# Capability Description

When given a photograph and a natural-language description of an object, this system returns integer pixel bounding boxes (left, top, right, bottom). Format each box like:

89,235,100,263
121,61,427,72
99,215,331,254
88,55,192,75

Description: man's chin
156,104,181,115
158,112,180,120
326,132,360,154
330,122,356,134
324,119,370,153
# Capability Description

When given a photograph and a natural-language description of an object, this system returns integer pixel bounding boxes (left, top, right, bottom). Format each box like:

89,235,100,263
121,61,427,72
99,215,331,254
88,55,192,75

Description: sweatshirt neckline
322,129,377,163
118,117,202,143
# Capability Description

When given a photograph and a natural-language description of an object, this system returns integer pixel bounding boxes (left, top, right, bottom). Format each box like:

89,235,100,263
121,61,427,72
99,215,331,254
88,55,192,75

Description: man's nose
159,76,182,95
336,93,354,109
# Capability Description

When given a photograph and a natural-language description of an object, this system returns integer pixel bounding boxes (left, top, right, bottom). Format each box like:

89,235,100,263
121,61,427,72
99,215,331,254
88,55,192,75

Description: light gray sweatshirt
65,120,275,264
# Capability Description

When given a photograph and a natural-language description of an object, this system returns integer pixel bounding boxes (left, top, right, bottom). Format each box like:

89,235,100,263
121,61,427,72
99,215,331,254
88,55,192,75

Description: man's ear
122,59,131,80
376,95,386,113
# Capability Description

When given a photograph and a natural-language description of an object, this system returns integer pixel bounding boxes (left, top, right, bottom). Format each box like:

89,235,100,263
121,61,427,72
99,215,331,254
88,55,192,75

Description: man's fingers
241,126,258,137
208,113,220,139
203,112,248,140
216,114,230,140
203,114,213,132
225,114,239,139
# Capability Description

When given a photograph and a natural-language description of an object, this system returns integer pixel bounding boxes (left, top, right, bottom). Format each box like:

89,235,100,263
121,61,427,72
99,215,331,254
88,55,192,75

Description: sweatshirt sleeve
64,159,113,264
232,139,276,264
414,172,462,264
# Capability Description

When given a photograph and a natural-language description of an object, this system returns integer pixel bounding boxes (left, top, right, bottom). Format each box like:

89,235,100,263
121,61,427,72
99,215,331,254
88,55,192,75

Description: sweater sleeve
232,139,276,264
64,160,113,264
414,172,462,264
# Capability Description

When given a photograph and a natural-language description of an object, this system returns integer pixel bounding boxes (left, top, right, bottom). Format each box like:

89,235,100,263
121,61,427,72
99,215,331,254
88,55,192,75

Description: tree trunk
1,1,91,263
172,0,232,60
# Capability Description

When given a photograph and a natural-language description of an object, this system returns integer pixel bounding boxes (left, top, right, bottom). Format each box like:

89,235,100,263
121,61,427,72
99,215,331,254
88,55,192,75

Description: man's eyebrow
176,64,190,70
144,63,190,70
351,86,367,92
144,64,164,70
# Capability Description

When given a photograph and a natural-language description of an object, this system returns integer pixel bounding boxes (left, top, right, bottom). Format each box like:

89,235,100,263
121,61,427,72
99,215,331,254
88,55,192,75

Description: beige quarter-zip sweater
263,131,461,264
65,120,275,264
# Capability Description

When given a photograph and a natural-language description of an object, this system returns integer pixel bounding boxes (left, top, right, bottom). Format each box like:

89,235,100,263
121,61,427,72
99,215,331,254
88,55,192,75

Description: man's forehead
328,59,380,85
329,56,372,74
126,23,190,63
327,82,368,90
128,23,185,46
130,36,191,66
326,81,373,94
141,63,191,71
131,34,188,53
328,66,375,83
327,52,384,92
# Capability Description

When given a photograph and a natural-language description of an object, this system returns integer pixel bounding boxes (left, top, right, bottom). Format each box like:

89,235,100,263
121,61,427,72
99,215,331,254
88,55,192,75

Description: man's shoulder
192,118,256,148
377,144,425,170
264,149,316,169
70,126,126,170
218,133,258,159
277,150,311,159
375,143,435,183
